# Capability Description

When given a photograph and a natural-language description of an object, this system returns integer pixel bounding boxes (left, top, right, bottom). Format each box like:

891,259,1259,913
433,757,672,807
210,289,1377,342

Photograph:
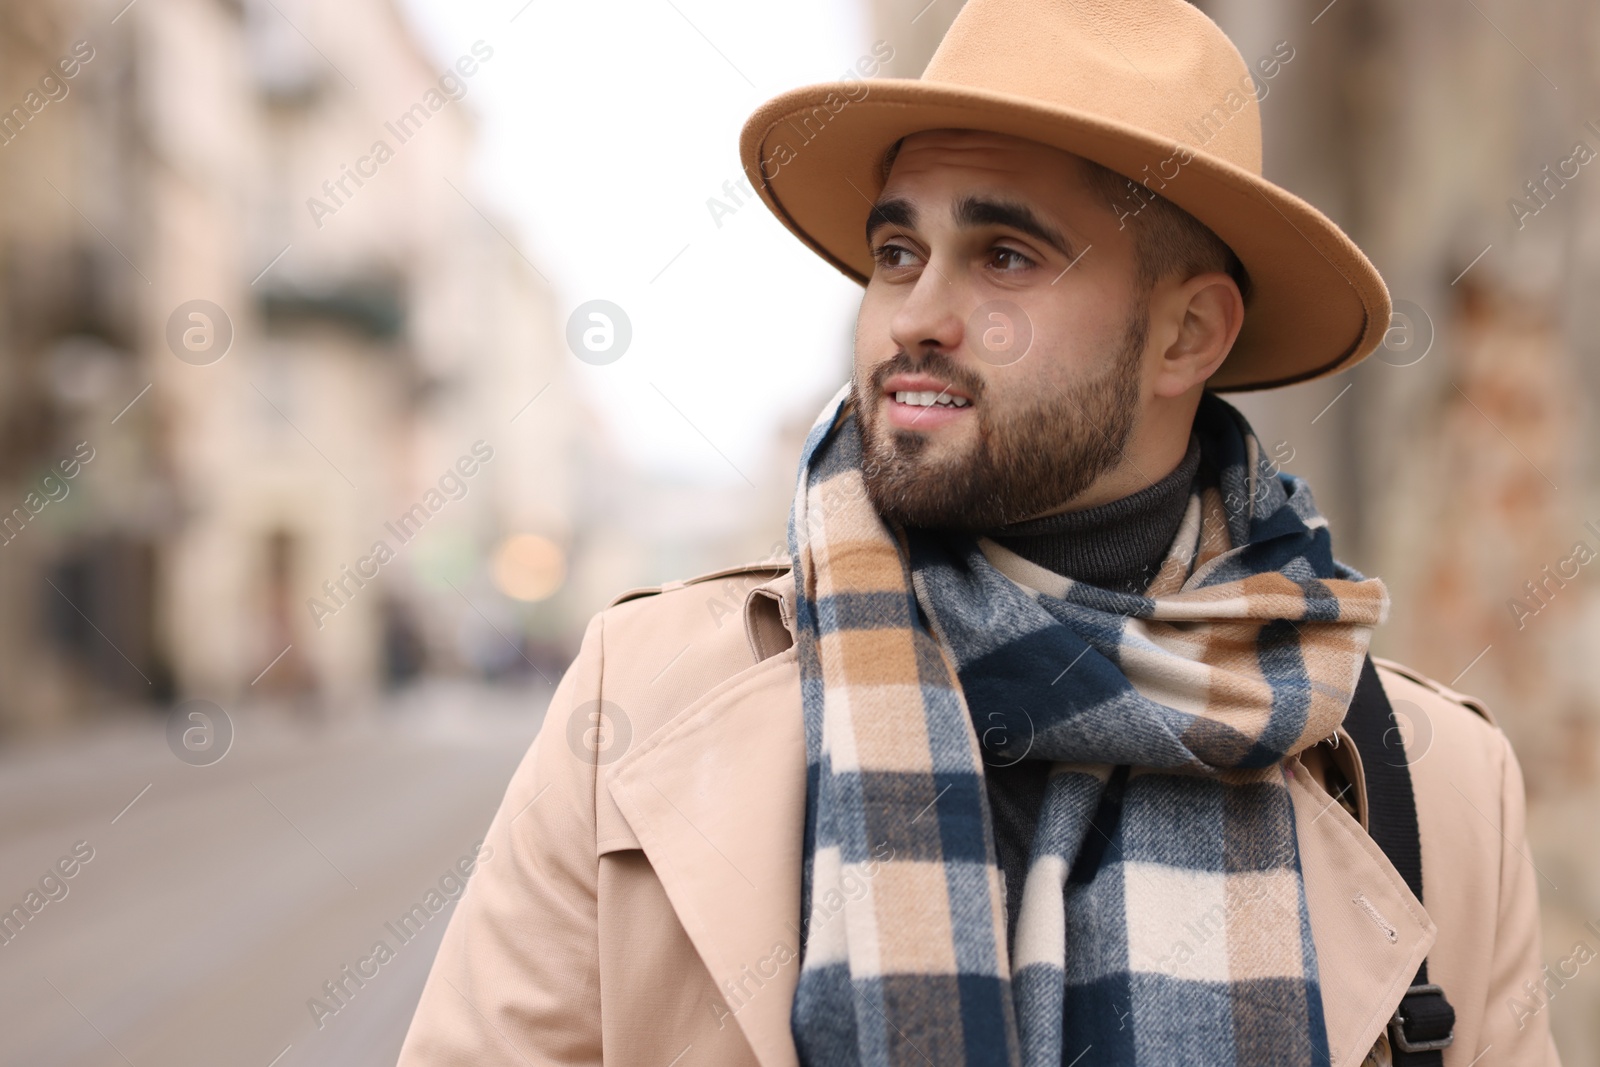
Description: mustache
867,349,987,400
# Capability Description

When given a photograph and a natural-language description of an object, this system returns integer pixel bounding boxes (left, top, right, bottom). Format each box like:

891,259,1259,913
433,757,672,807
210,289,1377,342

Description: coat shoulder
1372,654,1497,728
1366,654,1511,837
604,556,792,609
1369,656,1516,883
587,557,796,749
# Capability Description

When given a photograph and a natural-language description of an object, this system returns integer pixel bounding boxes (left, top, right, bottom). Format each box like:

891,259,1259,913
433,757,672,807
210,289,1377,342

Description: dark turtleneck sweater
979,434,1203,944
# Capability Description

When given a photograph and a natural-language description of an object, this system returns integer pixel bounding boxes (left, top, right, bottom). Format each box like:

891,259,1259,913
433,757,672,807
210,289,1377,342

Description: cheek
855,286,889,337
1024,300,1130,380
982,308,1071,396
853,294,894,370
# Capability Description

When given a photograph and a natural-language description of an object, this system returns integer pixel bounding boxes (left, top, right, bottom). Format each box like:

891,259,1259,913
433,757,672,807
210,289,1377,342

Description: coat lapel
1288,753,1436,1067
606,646,806,1067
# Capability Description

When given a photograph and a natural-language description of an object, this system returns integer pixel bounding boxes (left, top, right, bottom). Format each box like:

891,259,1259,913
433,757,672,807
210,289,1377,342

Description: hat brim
739,80,1389,393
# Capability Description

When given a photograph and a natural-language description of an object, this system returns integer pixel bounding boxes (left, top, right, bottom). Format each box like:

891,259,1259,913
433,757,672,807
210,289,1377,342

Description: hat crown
921,0,1263,175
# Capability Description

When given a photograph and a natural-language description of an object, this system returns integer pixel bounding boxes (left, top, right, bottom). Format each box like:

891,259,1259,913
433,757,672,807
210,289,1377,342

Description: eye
989,246,1037,271
871,241,919,270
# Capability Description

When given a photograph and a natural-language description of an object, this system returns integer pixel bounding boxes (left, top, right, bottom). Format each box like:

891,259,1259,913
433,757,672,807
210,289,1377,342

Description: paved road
0,680,550,1067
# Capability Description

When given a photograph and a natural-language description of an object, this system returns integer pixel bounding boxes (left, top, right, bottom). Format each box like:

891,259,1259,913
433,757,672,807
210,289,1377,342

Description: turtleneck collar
982,433,1202,594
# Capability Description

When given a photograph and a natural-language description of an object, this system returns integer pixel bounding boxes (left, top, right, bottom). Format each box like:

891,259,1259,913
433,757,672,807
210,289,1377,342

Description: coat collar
607,566,1431,1067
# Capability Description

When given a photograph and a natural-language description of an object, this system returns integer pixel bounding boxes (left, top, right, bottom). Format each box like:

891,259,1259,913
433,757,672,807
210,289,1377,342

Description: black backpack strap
1341,656,1456,1064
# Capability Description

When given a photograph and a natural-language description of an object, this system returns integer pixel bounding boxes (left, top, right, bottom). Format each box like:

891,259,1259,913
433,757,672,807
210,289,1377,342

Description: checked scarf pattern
786,386,1389,1067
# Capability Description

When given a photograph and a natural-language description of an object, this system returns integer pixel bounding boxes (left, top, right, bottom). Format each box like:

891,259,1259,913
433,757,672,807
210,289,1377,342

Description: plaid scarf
786,386,1389,1067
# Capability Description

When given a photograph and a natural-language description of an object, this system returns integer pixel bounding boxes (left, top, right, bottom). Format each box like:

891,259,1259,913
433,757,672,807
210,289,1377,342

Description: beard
854,299,1148,530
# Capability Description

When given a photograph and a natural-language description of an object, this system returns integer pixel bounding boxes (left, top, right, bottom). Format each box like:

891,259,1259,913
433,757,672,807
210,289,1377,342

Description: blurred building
0,0,571,733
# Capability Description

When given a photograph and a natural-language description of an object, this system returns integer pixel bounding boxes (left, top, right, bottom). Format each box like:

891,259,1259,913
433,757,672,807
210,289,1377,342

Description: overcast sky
394,0,872,485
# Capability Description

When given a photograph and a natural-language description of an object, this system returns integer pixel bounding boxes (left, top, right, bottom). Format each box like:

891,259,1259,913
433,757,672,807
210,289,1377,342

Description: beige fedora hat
738,0,1390,392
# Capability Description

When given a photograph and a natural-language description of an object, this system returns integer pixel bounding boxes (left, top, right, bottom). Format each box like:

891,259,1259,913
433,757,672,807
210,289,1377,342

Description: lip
880,373,975,431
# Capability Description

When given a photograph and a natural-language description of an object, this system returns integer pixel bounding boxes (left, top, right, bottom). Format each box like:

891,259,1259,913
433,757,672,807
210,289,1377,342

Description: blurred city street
0,680,549,1067
0,0,1597,1059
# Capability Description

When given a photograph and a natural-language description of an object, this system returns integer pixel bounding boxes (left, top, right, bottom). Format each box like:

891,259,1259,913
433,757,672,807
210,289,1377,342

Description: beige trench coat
398,560,1561,1067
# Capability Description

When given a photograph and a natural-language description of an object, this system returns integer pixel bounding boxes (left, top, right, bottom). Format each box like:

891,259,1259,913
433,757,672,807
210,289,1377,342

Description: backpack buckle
1388,983,1455,1054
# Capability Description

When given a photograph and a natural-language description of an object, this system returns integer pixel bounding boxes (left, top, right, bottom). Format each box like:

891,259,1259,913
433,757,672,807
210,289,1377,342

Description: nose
888,266,964,359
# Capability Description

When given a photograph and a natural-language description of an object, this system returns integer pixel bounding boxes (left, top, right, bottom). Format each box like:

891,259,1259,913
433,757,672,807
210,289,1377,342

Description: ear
1149,272,1244,398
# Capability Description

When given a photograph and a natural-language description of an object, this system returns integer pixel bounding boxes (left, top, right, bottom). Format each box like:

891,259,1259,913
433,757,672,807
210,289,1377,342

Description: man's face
853,129,1152,529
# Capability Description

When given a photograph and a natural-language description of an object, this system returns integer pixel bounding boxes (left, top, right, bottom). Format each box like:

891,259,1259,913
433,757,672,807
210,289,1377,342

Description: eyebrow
955,195,1076,258
865,197,916,246
865,194,1077,258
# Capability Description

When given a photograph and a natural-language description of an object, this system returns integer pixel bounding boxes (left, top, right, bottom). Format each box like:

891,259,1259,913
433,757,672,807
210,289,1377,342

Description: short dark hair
879,136,1251,302
1078,157,1252,302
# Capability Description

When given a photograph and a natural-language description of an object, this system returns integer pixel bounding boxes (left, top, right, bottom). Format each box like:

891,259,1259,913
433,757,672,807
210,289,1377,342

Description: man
399,1,1559,1065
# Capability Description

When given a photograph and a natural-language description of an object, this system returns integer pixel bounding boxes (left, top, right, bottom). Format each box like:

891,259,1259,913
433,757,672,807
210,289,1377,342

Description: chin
862,438,976,529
